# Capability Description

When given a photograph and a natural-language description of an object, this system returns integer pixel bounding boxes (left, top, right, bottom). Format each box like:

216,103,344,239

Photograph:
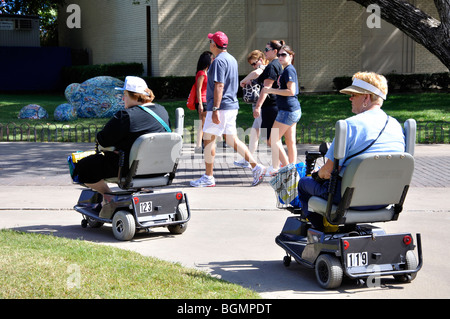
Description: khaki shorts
203,109,239,136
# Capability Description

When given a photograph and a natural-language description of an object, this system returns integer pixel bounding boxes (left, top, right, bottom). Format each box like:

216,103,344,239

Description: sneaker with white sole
251,164,266,186
265,165,279,177
234,158,251,168
190,174,216,187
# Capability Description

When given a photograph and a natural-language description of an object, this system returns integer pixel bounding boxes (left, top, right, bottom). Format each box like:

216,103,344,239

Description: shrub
333,72,450,93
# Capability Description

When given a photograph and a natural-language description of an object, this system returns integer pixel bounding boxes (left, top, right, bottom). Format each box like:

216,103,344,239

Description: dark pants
298,176,342,231
73,152,120,184
261,105,278,140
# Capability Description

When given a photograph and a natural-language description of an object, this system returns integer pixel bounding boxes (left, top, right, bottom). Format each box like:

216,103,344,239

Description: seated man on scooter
297,72,405,231
73,76,170,196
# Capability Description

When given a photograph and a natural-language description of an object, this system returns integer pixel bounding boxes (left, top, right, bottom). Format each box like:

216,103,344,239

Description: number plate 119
346,252,368,267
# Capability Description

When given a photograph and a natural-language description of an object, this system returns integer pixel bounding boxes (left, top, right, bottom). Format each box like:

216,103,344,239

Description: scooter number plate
139,201,153,213
346,252,368,267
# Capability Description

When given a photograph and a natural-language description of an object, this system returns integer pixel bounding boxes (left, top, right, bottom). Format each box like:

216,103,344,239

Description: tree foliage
350,0,450,70
1,0,66,46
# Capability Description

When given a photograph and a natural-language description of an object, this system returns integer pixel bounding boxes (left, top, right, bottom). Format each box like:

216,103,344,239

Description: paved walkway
0,142,449,188
0,142,449,299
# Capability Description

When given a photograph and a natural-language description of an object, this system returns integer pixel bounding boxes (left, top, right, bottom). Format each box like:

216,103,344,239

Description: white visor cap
340,78,387,100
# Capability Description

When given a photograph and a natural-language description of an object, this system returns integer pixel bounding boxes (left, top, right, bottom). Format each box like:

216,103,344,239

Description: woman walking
194,51,214,153
261,44,301,175
253,40,284,146
234,50,268,168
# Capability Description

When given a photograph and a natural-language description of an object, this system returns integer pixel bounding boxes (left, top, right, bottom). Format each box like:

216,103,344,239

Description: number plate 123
347,252,368,267
140,201,153,213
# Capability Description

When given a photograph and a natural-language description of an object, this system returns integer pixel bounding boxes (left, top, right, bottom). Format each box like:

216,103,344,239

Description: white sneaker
234,158,251,168
190,174,216,187
265,165,279,177
251,164,266,186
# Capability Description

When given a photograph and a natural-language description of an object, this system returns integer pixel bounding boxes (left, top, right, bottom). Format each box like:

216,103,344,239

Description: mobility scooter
272,119,422,289
72,108,190,241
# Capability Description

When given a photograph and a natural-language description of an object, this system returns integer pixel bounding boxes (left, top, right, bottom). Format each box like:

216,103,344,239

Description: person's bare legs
284,123,298,164
248,127,260,155
85,180,112,196
270,122,289,170
224,133,258,169
203,132,217,176
195,113,206,149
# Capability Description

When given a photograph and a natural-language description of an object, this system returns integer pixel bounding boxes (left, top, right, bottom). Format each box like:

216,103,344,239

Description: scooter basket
270,163,305,209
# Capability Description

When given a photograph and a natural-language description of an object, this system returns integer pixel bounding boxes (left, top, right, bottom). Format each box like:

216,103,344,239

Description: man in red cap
190,31,267,187
208,31,228,49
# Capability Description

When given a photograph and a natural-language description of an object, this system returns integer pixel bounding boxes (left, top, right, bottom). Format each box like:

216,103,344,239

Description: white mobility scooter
73,108,190,241
274,119,422,289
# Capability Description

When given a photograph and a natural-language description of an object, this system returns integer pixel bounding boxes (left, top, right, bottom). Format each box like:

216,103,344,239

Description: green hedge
61,62,245,99
61,62,144,85
61,63,195,99
142,76,195,99
333,72,450,93
142,75,247,99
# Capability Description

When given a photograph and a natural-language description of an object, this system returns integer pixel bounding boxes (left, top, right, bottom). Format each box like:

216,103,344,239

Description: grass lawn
0,92,448,298
0,229,260,299
1,92,449,143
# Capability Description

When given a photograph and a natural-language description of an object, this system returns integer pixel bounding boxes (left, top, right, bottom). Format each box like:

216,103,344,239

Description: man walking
190,31,267,187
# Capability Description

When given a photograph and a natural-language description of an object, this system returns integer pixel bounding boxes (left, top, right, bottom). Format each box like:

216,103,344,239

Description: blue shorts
275,109,301,126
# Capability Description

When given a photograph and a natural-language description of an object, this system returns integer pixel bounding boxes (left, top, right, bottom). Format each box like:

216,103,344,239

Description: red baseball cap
208,31,228,48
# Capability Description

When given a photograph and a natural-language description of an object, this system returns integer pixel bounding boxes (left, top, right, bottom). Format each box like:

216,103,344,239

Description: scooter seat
108,108,185,190
309,151,414,225
308,196,395,224
307,118,416,226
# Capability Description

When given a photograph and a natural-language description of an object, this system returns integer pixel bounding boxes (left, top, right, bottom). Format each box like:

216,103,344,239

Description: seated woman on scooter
297,72,405,231
73,76,170,196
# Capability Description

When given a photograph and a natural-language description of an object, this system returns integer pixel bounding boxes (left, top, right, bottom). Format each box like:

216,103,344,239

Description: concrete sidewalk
1,142,450,298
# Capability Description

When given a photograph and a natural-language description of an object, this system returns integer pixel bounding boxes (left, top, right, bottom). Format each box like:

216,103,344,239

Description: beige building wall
298,0,363,91
59,0,148,72
59,0,247,77
155,0,246,77
58,0,448,92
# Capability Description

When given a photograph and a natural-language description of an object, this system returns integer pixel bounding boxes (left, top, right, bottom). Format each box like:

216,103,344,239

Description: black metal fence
0,122,103,143
0,121,449,144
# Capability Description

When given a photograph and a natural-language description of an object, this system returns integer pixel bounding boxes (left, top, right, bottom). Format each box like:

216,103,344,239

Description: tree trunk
350,0,450,70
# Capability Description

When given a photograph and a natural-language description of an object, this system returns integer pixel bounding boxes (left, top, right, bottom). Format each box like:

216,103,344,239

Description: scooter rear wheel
168,207,188,235
394,250,418,282
315,254,343,289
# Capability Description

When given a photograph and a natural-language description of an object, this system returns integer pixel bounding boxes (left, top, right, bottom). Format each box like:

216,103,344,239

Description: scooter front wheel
112,210,136,241
82,215,104,228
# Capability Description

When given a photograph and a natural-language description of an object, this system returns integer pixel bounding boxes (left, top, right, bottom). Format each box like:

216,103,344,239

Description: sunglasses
264,47,273,52
250,62,258,67
277,53,289,58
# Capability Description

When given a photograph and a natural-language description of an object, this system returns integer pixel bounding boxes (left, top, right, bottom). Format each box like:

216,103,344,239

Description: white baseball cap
115,76,150,96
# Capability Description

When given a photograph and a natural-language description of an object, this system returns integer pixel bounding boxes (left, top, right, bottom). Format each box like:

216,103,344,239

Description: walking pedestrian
194,51,214,153
190,31,267,187
261,44,301,175
234,50,268,168
252,40,284,175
